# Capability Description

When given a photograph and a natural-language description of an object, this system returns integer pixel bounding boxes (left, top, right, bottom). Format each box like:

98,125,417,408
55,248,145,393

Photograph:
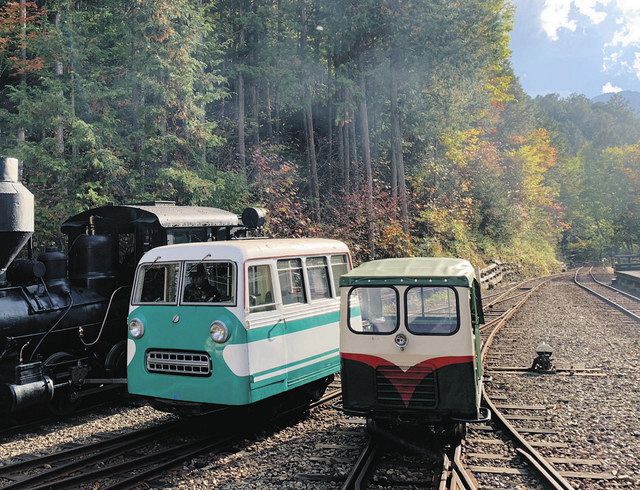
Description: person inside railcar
183,263,221,302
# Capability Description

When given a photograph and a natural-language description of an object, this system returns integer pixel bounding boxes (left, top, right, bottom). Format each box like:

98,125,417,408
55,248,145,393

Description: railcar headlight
210,320,229,343
129,318,145,339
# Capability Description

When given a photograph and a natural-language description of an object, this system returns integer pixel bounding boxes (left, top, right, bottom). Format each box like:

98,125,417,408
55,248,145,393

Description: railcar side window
248,265,277,312
307,257,331,300
182,262,236,304
277,258,306,305
406,287,459,335
331,254,349,296
348,287,398,334
134,263,180,304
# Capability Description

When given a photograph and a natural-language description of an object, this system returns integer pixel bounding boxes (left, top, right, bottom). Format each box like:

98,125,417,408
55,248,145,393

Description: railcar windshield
405,286,459,334
133,263,180,304
182,261,236,304
348,286,399,334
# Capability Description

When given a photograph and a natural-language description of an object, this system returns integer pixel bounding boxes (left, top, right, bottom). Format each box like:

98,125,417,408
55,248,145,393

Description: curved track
574,267,640,321
446,274,575,490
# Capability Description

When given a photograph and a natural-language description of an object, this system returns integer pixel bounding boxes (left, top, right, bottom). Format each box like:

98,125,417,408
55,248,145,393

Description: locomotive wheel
44,352,81,416
105,340,127,378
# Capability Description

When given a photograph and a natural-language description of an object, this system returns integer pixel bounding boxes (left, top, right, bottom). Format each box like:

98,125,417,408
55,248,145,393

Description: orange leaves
510,128,557,172
0,1,46,75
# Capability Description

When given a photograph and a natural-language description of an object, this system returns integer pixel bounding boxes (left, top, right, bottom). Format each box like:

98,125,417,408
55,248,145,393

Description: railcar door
244,260,287,394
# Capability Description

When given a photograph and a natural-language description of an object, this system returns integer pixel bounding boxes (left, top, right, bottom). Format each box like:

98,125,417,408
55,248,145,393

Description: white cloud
602,81,623,92
540,1,640,80
608,1,640,48
541,0,576,41
575,0,611,23
604,1,640,78
540,0,609,41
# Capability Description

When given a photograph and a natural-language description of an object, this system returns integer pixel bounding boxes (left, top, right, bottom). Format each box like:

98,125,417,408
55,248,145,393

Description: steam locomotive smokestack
0,157,34,281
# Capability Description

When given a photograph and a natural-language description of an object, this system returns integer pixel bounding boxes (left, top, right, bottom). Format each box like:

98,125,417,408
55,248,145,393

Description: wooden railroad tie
469,466,615,480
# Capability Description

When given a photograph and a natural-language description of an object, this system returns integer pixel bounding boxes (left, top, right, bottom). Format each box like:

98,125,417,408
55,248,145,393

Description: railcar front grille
146,350,211,377
376,365,437,408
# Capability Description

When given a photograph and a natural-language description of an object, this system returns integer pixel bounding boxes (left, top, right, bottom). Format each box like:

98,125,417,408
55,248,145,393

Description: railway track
0,389,342,489
442,274,581,490
574,266,640,321
342,435,443,490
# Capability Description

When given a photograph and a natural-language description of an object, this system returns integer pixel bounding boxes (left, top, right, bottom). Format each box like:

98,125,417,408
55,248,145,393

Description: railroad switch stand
530,341,555,373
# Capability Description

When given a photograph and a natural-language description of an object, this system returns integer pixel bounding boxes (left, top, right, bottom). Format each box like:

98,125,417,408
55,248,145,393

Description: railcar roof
138,238,349,264
341,257,477,287
62,203,239,230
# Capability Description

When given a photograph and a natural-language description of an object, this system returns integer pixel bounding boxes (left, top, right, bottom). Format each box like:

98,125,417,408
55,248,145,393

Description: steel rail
9,389,342,490
0,421,181,488
447,444,479,490
588,267,640,303
107,388,343,490
573,267,640,322
482,280,529,309
340,438,378,490
478,274,574,490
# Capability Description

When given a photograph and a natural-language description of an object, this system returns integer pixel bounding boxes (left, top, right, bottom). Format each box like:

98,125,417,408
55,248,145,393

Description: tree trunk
338,120,344,189
236,1,246,173
359,73,375,258
300,2,319,220
67,0,78,160
348,103,358,186
265,82,273,140
250,80,259,145
390,66,409,234
343,122,350,192
17,0,26,144
390,143,398,199
305,102,320,221
55,11,65,156
237,74,246,172
70,68,77,159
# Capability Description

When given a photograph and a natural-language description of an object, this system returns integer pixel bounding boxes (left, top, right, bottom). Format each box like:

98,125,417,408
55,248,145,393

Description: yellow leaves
509,128,557,176
442,129,482,168
484,75,515,104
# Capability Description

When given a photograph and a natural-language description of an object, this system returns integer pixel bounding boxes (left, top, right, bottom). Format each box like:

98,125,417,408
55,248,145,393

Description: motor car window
331,254,349,296
182,261,235,304
248,264,277,312
277,258,306,305
406,286,459,335
134,263,180,304
307,257,331,300
348,286,398,334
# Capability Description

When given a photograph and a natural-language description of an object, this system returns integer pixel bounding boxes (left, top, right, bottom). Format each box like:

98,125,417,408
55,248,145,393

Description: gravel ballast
481,275,640,489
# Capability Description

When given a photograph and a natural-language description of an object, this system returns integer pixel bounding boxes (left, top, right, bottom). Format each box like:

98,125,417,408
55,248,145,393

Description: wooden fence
477,261,515,288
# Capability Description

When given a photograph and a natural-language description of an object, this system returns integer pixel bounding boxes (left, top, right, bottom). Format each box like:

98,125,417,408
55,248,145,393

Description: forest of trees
0,0,638,271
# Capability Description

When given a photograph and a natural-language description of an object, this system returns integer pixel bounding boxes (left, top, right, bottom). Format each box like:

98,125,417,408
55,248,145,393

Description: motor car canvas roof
340,257,477,287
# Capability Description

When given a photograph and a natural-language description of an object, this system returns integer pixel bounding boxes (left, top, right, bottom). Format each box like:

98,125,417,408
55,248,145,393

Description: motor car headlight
210,320,229,343
129,318,145,339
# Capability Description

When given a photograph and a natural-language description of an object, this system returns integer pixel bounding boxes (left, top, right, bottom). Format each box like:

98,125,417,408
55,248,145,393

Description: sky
510,0,640,97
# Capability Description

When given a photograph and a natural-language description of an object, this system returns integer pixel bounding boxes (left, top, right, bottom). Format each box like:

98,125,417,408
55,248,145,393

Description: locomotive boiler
0,156,265,413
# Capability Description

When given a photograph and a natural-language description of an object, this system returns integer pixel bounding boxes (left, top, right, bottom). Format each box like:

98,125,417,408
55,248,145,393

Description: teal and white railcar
126,238,351,413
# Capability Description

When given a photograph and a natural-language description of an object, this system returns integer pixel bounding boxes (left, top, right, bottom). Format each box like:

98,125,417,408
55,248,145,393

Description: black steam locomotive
0,156,264,414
